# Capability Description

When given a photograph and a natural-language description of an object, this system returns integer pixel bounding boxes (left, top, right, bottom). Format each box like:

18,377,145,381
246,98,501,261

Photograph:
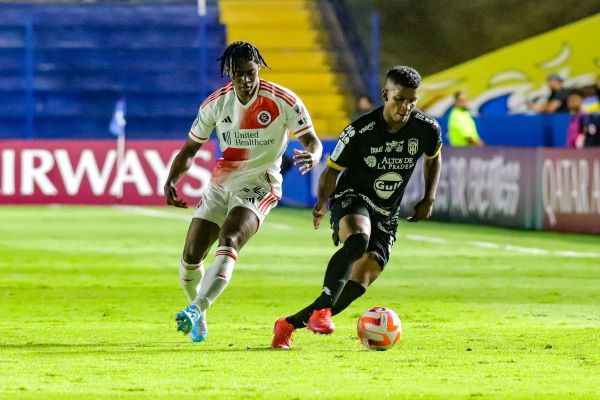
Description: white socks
191,246,237,313
179,259,204,303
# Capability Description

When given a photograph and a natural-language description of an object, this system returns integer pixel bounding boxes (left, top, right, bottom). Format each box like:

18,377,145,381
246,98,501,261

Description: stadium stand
0,3,227,139
218,0,350,136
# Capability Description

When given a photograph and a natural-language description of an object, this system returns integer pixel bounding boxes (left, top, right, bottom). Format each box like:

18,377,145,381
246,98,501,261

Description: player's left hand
407,198,435,222
293,148,318,175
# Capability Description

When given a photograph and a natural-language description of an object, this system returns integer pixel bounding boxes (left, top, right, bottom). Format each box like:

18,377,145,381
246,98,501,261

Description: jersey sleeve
188,100,217,144
425,120,443,159
284,95,315,138
328,123,358,170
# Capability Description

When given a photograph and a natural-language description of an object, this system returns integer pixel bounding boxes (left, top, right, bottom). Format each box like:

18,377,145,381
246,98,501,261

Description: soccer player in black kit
272,66,442,349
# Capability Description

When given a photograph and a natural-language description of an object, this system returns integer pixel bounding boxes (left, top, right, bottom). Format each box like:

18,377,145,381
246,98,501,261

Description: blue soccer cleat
175,305,208,343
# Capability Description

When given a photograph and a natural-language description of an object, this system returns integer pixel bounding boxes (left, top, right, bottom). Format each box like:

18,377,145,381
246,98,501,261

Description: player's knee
182,247,205,265
343,233,369,258
350,253,381,286
218,234,239,251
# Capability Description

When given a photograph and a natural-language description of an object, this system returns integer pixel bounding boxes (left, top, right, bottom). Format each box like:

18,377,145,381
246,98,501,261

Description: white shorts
193,178,280,227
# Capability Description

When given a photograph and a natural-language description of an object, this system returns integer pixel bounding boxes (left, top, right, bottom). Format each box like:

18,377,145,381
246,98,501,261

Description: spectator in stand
527,73,569,113
350,94,374,120
582,76,600,113
577,113,600,148
447,90,484,147
565,89,586,148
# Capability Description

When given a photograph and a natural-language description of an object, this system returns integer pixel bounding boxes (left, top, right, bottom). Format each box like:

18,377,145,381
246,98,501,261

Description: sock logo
322,287,332,296
217,274,228,280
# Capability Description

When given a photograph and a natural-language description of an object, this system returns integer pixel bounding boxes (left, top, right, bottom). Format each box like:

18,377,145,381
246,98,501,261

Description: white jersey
189,79,315,197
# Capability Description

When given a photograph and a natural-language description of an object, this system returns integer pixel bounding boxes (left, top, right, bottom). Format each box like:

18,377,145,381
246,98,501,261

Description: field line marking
114,205,290,230
405,234,599,258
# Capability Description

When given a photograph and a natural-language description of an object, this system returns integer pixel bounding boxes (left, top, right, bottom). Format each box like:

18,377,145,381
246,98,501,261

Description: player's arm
294,131,323,175
312,163,342,229
408,146,442,222
164,138,202,208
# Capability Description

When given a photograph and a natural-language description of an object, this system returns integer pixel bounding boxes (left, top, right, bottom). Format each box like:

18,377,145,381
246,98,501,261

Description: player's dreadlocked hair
386,66,421,88
218,41,269,77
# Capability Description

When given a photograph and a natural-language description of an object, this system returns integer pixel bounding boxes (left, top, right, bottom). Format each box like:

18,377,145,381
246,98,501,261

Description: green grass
1,206,599,399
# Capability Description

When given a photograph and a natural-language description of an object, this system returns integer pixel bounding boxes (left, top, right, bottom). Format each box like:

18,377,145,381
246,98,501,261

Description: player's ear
382,89,388,102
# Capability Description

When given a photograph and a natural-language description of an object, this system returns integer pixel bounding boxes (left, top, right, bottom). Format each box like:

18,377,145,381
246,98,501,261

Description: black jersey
328,107,442,216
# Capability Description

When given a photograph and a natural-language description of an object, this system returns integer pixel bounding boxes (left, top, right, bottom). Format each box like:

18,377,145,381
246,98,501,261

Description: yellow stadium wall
420,13,600,117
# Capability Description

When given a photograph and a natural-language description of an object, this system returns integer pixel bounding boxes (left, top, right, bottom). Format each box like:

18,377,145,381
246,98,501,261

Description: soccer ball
357,306,402,350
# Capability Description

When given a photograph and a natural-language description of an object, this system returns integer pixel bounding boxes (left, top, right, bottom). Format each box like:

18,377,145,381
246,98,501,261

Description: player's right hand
312,200,327,229
164,183,188,208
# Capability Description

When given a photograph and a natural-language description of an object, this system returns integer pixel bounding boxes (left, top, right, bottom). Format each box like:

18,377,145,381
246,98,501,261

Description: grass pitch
0,205,599,399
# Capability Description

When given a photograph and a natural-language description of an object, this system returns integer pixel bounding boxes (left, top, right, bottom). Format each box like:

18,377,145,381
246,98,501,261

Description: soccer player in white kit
164,42,322,343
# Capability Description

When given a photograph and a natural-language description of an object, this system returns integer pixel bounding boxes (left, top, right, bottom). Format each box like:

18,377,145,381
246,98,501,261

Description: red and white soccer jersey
189,79,314,198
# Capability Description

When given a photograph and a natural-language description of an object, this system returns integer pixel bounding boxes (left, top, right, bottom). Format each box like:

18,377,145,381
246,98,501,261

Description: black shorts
329,192,398,269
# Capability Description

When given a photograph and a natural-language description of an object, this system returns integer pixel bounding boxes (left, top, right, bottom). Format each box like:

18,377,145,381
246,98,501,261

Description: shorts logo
341,198,352,208
364,155,377,168
257,111,272,125
374,172,403,199
408,138,418,155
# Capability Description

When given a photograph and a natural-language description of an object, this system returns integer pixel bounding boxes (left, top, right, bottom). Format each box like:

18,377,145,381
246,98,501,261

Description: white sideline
115,206,599,258
406,234,600,258
115,205,290,230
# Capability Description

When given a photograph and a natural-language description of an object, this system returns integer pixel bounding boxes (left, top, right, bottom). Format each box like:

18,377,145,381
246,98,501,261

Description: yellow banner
420,13,600,117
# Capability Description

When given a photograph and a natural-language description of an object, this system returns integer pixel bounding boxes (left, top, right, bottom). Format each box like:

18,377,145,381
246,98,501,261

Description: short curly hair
218,41,269,77
386,66,421,88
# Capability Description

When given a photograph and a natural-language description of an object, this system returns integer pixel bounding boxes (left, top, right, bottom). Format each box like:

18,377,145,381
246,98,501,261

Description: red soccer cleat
271,317,295,349
307,308,336,334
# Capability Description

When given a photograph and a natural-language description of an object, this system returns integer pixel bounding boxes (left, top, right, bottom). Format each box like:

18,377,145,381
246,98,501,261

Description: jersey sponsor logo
414,112,439,128
257,111,272,125
359,121,376,134
385,140,404,153
364,155,377,168
374,172,404,199
339,125,356,144
221,116,232,124
223,131,232,145
222,131,275,146
341,198,352,208
371,146,384,154
376,156,415,170
408,138,419,155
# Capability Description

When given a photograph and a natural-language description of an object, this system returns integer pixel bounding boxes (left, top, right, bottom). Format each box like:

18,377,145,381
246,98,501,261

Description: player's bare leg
177,207,259,342
278,214,370,343
191,206,258,312
179,218,220,302
331,253,382,316
176,218,219,341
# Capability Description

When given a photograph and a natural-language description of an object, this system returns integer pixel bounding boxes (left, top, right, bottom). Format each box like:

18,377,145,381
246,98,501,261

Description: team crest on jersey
364,155,377,168
408,138,418,155
257,111,272,125
373,172,403,199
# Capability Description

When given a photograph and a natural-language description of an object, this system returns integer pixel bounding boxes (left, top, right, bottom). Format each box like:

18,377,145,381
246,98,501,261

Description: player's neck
383,114,408,133
235,86,258,105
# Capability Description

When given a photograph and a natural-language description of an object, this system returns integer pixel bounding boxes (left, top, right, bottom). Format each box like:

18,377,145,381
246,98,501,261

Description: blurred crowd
447,73,600,148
